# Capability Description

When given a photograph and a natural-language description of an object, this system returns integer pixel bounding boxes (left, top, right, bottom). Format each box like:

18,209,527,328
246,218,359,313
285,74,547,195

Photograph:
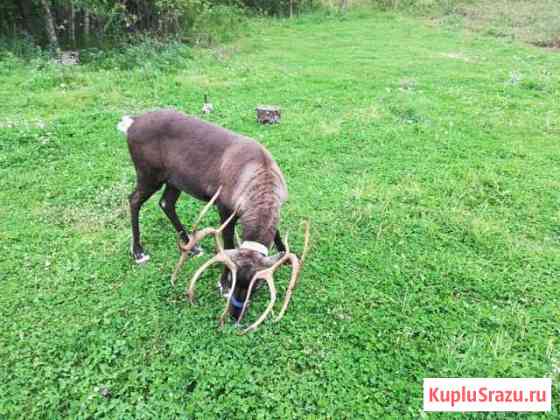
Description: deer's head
172,187,309,334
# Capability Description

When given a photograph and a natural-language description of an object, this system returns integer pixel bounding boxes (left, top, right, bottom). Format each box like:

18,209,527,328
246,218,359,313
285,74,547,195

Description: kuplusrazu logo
423,378,551,412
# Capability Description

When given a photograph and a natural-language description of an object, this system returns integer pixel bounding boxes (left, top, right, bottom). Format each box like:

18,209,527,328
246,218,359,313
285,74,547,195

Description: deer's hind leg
274,230,286,252
129,176,163,264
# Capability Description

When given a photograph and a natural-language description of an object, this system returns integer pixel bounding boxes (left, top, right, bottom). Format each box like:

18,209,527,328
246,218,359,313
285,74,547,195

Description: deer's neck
234,162,285,248
239,202,280,248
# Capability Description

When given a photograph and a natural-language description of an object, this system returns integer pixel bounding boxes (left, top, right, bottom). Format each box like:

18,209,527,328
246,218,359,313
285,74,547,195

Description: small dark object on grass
99,386,111,399
202,94,213,114
256,105,281,124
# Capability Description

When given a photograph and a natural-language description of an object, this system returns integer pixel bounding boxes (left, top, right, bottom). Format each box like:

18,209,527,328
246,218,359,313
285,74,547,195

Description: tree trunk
340,0,348,12
69,1,76,47
16,0,34,35
84,8,90,43
39,0,60,54
289,0,294,18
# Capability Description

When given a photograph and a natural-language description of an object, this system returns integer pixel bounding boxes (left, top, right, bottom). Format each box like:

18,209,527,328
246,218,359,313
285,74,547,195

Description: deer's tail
117,116,134,135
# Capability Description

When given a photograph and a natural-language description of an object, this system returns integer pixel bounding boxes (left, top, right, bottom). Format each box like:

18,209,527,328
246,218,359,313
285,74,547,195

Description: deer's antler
239,221,310,334
171,186,235,286
169,186,241,327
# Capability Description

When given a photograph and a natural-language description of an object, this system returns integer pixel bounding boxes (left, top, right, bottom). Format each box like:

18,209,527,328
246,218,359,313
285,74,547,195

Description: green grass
440,0,560,48
1,8,560,418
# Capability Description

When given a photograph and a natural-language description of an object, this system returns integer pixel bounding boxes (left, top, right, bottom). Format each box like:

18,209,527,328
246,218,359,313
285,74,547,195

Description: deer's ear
260,252,285,268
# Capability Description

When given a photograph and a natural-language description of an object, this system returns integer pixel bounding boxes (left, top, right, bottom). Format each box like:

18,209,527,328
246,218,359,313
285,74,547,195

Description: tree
0,0,317,52
69,1,76,47
39,0,60,54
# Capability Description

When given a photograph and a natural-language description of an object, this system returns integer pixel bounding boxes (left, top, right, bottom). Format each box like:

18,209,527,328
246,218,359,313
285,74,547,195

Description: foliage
240,0,319,16
79,38,192,70
191,4,247,45
0,34,44,60
1,7,560,418
0,0,317,53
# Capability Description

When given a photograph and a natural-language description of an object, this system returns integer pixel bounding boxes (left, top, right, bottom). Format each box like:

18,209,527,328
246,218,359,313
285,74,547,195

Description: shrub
0,0,319,54
79,37,192,71
191,4,247,45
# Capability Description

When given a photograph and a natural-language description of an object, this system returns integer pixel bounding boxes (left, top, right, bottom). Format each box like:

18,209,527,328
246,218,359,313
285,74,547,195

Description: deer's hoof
177,240,204,257
217,280,230,298
189,244,204,258
218,271,234,298
134,252,150,264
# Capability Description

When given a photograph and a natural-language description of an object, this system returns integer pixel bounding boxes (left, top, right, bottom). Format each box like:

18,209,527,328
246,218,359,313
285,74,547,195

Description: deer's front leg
217,209,237,297
159,183,203,257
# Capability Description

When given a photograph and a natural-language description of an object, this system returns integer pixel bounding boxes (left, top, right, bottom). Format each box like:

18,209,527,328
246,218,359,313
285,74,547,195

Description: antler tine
236,272,260,324
187,251,238,307
213,209,237,252
238,221,311,332
171,249,189,287
172,200,237,288
273,254,301,322
240,273,277,335
274,221,310,321
173,187,222,286
237,251,291,330
300,220,310,263
218,262,237,327
172,227,214,286
186,254,222,303
178,207,237,257
191,186,222,232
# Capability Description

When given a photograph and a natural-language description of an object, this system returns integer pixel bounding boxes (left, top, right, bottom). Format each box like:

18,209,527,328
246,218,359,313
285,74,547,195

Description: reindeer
118,109,309,333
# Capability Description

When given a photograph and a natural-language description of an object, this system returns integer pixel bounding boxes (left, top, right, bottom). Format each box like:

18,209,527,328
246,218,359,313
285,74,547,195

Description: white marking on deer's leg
217,271,232,298
131,239,150,264
135,253,150,264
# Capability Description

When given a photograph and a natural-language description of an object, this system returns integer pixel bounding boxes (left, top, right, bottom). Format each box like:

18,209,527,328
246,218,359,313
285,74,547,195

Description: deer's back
125,109,286,207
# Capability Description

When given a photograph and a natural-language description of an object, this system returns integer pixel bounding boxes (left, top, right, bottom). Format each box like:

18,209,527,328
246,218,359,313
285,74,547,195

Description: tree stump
57,50,80,65
256,105,281,124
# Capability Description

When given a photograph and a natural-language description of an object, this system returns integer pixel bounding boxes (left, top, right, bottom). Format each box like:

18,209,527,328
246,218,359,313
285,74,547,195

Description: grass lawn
1,8,559,418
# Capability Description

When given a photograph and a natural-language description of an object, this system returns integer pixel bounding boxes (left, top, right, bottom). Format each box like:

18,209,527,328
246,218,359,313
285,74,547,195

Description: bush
0,34,44,60
79,37,192,71
0,0,319,55
191,4,247,45
240,0,319,16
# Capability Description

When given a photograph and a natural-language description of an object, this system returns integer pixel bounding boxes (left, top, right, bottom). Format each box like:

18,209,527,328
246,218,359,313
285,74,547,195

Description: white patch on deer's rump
117,116,134,135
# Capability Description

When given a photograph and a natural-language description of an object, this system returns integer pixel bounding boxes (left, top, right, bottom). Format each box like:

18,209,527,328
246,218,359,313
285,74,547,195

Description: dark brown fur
123,109,288,317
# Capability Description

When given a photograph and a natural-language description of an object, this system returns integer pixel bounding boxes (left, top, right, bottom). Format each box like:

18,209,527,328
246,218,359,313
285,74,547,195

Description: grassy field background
1,6,560,418
439,0,560,48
